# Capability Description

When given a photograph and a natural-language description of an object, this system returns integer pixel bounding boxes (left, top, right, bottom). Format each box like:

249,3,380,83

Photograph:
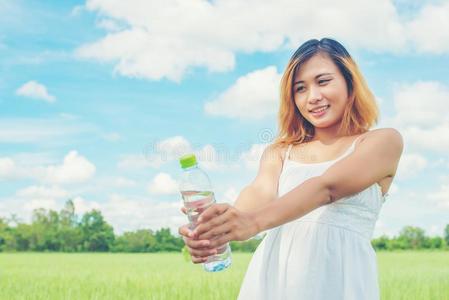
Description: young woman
179,38,403,300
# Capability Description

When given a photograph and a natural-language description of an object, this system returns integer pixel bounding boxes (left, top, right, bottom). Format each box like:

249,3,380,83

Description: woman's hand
192,203,260,249
178,207,218,264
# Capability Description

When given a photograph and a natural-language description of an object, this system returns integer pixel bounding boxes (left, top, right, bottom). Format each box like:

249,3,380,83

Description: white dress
237,137,386,300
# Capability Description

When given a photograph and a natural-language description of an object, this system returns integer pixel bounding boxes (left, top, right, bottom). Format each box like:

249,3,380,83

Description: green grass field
0,251,448,300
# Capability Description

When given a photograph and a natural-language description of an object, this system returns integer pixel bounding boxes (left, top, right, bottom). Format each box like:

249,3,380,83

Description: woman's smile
309,104,330,118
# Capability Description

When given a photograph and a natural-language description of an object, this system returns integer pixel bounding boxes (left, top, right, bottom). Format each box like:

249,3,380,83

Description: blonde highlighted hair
274,38,378,146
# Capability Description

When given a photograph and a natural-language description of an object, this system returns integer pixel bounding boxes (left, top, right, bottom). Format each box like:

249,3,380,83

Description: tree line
1,200,448,252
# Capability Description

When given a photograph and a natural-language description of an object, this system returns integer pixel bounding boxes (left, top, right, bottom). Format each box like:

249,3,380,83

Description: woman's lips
310,105,330,117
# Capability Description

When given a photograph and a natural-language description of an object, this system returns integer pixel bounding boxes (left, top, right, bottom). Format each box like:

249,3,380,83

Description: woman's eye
318,79,330,85
296,86,305,92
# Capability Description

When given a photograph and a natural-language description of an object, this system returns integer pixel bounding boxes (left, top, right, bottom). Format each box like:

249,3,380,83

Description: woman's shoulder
362,128,402,141
261,142,290,163
356,128,403,151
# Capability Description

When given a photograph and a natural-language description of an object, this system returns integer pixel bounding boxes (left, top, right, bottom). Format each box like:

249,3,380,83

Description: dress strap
353,134,364,145
280,144,293,171
333,134,365,159
350,134,365,149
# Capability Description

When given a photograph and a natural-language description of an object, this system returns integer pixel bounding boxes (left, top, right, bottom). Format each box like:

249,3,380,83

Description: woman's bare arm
192,128,403,246
233,144,284,212
252,128,403,232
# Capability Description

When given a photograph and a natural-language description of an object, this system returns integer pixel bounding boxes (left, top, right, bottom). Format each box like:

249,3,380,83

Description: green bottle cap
179,154,197,169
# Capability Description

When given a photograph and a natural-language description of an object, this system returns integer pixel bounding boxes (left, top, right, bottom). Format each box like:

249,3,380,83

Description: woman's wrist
250,206,270,234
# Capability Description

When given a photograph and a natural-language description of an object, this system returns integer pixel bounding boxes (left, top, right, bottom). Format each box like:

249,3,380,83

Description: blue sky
1,0,448,237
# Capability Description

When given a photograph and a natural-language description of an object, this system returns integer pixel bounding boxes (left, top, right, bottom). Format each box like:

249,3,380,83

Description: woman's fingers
194,208,233,239
208,232,233,249
186,245,217,258
183,236,211,249
179,223,217,262
197,221,233,240
197,203,230,223
179,224,211,245
191,255,208,264
178,224,194,238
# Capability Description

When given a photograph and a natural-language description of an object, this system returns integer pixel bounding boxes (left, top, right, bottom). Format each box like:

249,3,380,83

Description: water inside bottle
181,190,215,227
181,190,232,272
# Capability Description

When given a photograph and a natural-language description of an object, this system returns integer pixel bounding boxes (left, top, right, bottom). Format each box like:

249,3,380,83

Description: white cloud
154,136,192,160
77,0,449,82
204,66,281,120
406,1,449,54
0,183,78,223
196,143,236,171
223,186,239,204
0,192,187,236
16,80,55,102
393,81,449,127
99,194,184,235
15,185,70,213
0,117,95,144
118,136,192,171
395,153,428,180
76,0,449,82
148,172,179,195
0,157,16,179
117,153,163,170
373,220,395,238
38,151,96,184
0,151,96,184
10,152,57,166
430,183,449,210
23,198,59,212
400,124,449,154
239,143,269,171
16,185,69,199
138,136,269,173
114,177,137,188
72,196,101,215
96,18,125,32
0,152,58,181
391,81,449,154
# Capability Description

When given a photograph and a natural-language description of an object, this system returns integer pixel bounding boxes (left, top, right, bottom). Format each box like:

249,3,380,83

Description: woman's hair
274,38,378,146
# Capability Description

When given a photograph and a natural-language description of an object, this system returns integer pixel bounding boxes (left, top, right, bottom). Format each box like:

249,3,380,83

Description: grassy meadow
0,251,448,300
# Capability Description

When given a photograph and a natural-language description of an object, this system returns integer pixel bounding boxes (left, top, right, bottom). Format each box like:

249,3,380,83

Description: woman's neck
312,125,346,145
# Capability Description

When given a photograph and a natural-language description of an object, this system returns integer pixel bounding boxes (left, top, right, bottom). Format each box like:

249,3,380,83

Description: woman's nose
308,85,322,103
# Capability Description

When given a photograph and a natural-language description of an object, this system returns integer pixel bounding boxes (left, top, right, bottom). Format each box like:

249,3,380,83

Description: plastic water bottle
179,153,232,272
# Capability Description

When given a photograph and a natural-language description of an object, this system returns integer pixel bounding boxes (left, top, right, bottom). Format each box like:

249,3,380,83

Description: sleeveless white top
237,136,386,300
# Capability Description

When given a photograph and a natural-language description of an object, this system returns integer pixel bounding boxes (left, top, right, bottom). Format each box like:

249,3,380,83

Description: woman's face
293,53,351,129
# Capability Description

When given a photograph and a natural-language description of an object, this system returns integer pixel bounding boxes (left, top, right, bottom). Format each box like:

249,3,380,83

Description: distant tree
154,228,183,251
79,210,114,252
428,236,443,249
112,229,156,252
2,200,448,253
444,224,449,248
58,200,82,252
29,208,61,251
371,235,390,251
0,217,10,251
13,223,33,251
60,199,77,227
397,226,426,249
6,213,21,227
